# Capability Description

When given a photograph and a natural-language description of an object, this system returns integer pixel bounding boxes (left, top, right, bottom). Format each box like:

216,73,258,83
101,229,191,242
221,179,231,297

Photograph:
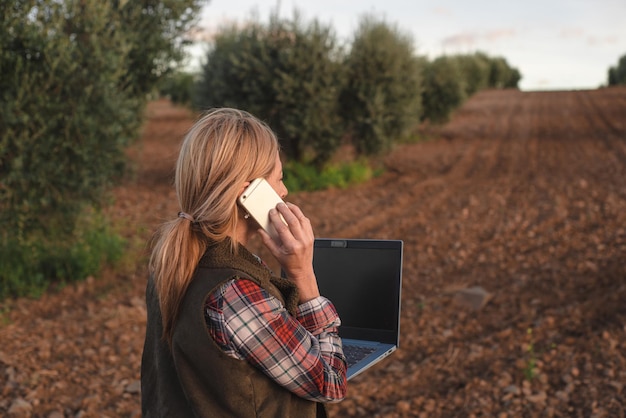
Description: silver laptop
313,238,403,380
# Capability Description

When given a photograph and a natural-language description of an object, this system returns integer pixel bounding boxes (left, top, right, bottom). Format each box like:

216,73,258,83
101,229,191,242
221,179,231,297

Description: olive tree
0,0,203,297
196,12,344,165
608,53,626,86
421,56,466,123
340,16,423,155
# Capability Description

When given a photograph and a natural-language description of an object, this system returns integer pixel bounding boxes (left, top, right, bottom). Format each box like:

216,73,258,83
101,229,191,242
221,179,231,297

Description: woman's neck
234,216,254,247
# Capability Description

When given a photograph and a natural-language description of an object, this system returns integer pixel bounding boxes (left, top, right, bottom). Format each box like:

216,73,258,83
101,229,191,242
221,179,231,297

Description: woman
141,108,347,417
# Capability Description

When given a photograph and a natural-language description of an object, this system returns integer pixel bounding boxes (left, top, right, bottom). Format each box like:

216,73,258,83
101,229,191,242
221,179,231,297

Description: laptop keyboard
343,344,376,367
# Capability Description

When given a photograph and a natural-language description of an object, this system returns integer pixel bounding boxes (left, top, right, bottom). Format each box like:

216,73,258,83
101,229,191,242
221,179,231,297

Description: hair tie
178,211,195,222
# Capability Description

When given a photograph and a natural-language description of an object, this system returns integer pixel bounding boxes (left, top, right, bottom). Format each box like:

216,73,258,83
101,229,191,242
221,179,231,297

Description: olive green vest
141,240,326,417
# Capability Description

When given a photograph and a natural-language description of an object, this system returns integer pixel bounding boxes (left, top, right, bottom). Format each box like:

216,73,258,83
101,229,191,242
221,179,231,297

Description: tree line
163,13,521,166
608,54,626,86
10,3,623,299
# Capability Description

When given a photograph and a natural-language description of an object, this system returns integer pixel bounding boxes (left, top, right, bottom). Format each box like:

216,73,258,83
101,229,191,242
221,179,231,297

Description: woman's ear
238,181,251,198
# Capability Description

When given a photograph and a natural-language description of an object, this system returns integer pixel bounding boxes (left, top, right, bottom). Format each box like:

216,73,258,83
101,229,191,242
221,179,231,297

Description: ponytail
150,217,204,345
149,108,279,346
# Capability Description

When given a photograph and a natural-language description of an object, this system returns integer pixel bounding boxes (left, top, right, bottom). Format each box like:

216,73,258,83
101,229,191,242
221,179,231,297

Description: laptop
313,238,403,380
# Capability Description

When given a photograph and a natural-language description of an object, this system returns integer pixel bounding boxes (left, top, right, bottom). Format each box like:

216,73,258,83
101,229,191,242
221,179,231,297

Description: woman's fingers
260,202,319,302
272,203,313,243
257,228,280,253
262,202,314,271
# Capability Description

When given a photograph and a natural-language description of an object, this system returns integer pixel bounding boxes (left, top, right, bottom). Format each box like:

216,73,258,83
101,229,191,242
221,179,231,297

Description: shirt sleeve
204,278,347,402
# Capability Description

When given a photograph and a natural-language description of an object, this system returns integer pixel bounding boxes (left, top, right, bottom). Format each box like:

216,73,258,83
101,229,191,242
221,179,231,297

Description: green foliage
340,16,422,156
159,71,197,105
524,328,538,381
0,211,125,300
0,0,202,299
111,0,203,98
448,52,522,94
487,56,521,88
420,53,520,123
194,11,523,161
1,0,139,238
608,54,626,86
283,159,379,192
195,11,345,165
451,52,491,96
421,56,466,123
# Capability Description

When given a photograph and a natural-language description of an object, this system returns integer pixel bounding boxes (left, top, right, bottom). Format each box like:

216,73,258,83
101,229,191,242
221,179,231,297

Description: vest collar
198,238,300,315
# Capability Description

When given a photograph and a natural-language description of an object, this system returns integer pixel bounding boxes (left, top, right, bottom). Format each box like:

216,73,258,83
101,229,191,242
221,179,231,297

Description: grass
0,210,126,301
524,327,538,381
283,159,382,193
0,305,11,326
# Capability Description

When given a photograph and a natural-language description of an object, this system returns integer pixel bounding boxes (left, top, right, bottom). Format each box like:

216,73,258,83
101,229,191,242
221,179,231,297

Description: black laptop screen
312,239,402,342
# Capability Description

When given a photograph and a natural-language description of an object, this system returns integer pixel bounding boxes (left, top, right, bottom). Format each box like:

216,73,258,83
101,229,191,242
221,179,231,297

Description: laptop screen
313,239,403,344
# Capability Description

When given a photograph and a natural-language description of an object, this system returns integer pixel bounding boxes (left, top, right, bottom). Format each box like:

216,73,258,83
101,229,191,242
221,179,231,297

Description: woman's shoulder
207,276,283,313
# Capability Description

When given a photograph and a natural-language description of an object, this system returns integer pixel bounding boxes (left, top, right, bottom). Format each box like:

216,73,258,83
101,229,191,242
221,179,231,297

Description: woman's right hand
258,202,320,304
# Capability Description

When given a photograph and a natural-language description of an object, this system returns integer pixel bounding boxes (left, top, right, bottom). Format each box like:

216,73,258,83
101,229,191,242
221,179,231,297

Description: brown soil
1,88,626,417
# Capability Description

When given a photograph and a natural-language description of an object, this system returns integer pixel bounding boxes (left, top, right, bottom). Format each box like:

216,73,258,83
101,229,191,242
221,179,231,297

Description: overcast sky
188,0,626,91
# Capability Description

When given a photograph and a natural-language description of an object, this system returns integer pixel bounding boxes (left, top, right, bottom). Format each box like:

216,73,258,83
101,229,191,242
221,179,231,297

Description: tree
419,52,521,124
340,16,423,156
0,0,203,297
159,70,197,106
452,52,490,96
196,11,344,165
608,54,626,86
487,56,521,89
421,56,466,124
114,0,203,97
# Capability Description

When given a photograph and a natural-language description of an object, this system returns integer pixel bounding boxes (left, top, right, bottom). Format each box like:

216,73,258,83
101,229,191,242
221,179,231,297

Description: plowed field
1,87,625,417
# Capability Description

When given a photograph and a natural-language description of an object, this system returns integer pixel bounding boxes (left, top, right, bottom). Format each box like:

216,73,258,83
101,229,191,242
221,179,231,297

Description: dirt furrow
577,90,626,167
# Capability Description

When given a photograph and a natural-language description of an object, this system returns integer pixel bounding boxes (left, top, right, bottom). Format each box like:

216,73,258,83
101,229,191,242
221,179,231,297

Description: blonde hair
150,108,279,345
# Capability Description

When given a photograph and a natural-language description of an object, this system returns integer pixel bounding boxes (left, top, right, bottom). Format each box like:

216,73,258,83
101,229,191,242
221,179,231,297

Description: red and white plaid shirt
204,277,347,402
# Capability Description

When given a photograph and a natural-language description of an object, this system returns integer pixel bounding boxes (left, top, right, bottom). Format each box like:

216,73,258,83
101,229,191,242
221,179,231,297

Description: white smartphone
238,178,286,241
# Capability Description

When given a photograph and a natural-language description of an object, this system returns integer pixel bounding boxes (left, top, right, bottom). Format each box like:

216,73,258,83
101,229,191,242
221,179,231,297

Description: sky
187,0,626,91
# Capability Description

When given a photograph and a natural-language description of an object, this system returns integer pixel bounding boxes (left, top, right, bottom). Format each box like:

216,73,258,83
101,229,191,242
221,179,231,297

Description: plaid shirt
204,277,347,402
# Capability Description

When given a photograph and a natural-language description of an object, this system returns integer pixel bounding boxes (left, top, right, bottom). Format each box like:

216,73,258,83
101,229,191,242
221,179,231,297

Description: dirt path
1,88,625,417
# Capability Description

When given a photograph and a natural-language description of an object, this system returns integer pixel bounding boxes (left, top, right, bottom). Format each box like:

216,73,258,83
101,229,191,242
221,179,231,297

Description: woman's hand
258,202,320,304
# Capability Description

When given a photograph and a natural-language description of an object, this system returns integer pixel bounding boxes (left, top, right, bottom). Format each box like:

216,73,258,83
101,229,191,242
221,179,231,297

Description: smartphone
238,178,286,241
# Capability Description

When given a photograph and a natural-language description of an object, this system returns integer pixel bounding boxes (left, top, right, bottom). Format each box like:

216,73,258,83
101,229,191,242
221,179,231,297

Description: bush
340,16,423,156
0,211,124,299
608,54,626,86
195,11,345,166
283,160,379,192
